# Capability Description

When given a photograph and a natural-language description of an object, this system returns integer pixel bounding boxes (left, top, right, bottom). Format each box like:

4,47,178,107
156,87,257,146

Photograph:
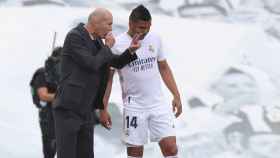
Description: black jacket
53,23,137,114
30,67,57,108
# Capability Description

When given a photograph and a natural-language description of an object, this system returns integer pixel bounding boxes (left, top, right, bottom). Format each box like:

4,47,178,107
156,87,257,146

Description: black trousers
39,106,56,158
53,109,95,158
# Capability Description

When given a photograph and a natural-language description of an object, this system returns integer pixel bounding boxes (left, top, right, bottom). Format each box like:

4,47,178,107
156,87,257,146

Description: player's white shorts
122,106,176,146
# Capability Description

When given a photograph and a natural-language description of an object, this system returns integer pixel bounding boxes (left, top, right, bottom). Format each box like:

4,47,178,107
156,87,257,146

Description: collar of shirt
89,33,96,41
84,25,96,40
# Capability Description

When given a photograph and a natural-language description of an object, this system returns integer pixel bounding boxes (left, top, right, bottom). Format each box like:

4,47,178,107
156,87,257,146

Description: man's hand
99,109,112,130
105,32,115,48
128,34,141,53
172,96,182,118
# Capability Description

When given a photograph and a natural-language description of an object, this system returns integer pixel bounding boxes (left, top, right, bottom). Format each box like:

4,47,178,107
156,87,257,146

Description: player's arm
37,87,55,102
103,69,115,109
158,60,182,117
100,69,115,129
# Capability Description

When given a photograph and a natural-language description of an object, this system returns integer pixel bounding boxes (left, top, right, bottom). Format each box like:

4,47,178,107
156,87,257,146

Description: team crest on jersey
149,45,155,53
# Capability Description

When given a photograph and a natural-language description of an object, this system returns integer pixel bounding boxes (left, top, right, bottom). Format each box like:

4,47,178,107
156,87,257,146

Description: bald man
52,8,141,158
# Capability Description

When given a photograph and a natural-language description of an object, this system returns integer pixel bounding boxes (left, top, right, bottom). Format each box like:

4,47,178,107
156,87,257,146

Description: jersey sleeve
110,44,121,71
112,33,130,56
157,36,166,61
112,35,123,55
111,46,121,55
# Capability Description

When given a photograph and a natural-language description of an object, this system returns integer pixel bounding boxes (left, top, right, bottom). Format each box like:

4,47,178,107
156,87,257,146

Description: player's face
129,20,151,39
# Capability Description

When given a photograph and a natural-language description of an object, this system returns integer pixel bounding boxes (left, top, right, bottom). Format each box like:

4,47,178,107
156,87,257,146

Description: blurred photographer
30,46,62,158
45,46,62,87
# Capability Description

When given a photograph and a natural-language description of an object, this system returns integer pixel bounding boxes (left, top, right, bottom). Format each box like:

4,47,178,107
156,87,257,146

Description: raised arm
110,49,137,69
110,34,141,69
63,32,113,72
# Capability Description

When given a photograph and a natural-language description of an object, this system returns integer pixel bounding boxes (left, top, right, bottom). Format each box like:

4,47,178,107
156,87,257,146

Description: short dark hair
129,4,151,22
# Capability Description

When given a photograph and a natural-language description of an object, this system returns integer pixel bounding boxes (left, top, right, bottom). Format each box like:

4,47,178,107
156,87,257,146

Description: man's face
129,20,151,39
94,14,113,38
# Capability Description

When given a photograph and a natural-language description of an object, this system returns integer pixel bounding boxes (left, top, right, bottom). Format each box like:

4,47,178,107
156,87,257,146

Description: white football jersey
112,32,168,110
